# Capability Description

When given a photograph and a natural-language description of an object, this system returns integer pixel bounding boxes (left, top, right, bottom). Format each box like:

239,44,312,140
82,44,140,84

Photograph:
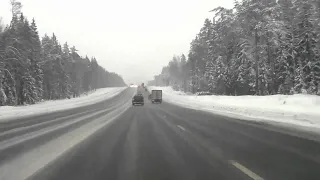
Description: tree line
0,0,126,106
149,0,320,96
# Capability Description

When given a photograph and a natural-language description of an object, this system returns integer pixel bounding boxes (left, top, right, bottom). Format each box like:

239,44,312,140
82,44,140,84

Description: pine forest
0,0,126,106
149,0,320,96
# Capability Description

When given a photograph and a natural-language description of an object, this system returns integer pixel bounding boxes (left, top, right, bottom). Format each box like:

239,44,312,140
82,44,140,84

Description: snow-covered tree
154,0,320,96
0,0,126,106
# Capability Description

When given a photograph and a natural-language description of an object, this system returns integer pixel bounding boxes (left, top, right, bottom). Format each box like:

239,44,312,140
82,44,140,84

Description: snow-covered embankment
0,87,127,121
150,86,320,130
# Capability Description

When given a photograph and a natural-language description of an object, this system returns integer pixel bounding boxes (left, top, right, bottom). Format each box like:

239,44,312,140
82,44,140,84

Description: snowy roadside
0,87,127,122
149,86,320,130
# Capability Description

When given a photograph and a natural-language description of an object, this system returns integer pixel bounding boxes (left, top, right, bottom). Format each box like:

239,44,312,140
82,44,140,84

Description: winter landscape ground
2,85,320,132
1,87,320,180
0,87,126,122
150,86,320,131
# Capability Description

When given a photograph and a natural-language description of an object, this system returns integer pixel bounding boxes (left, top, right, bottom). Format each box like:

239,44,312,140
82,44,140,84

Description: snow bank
150,86,320,129
0,87,127,121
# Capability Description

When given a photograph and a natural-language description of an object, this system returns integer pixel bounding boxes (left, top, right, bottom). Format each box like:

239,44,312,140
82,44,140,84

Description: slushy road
1,88,320,180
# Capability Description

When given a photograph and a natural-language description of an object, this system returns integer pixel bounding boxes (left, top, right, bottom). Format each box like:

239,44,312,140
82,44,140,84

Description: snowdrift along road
0,87,127,122
149,86,320,131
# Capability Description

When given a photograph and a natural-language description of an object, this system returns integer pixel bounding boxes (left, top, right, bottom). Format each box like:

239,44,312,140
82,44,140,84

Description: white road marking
177,125,186,131
229,160,264,180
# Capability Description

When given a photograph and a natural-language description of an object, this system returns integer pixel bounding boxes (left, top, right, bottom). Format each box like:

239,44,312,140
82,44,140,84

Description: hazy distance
0,0,234,84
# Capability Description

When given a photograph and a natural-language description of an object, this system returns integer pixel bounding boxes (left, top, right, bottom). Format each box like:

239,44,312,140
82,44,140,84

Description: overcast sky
0,0,234,84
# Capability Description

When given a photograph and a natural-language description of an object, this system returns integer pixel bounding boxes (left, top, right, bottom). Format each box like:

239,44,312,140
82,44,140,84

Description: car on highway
132,94,144,106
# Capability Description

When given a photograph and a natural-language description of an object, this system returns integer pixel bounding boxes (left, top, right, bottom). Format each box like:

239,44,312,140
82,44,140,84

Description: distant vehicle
132,94,144,106
137,88,144,94
196,91,214,96
129,84,138,88
151,90,162,104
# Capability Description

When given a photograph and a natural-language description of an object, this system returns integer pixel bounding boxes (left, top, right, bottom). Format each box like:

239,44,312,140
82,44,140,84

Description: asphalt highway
1,87,320,180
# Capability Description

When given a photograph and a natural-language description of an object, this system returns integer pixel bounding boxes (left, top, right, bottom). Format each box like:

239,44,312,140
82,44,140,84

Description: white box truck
151,90,162,104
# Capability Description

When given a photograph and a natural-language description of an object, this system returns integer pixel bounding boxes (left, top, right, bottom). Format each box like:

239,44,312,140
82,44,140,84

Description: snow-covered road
149,86,320,131
1,87,320,180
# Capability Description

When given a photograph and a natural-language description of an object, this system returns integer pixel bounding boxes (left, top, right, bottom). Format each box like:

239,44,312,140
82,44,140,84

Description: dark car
132,94,144,106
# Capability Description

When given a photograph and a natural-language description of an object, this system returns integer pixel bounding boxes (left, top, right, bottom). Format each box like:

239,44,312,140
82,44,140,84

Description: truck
151,90,162,104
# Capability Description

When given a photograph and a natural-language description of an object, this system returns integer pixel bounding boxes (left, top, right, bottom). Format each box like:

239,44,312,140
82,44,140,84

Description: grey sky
0,0,234,84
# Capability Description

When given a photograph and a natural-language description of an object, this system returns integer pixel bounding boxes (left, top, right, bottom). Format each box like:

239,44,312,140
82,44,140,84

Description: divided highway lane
28,93,320,180
0,88,135,180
